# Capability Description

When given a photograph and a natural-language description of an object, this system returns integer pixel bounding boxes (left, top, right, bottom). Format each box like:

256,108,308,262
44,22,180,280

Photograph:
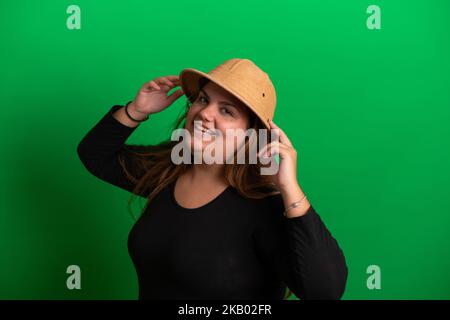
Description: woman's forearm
112,101,150,128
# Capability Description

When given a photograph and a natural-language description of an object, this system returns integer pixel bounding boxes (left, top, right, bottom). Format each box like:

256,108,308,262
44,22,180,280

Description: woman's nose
197,103,215,122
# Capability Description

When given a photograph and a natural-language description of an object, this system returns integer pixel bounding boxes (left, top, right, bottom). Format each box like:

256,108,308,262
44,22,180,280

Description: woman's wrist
280,183,311,218
126,101,150,122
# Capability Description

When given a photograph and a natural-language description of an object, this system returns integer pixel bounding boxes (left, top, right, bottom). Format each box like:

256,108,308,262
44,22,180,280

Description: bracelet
124,100,149,122
283,194,307,216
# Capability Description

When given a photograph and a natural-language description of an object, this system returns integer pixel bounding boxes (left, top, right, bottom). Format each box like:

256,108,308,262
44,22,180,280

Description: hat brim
179,68,271,130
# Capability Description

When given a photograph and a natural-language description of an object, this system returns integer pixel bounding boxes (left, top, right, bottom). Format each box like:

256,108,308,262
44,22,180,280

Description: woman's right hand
129,75,185,117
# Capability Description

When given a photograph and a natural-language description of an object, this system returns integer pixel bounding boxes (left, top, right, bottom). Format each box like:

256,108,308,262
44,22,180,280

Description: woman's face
184,81,252,160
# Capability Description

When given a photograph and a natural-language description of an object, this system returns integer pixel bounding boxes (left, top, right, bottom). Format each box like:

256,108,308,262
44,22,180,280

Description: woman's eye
198,96,208,104
221,107,233,116
197,96,233,116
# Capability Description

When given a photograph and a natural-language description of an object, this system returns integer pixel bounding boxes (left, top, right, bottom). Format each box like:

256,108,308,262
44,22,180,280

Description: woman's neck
183,163,228,187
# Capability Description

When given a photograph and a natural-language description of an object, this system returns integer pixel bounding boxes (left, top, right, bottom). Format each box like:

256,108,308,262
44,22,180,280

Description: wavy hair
117,77,293,299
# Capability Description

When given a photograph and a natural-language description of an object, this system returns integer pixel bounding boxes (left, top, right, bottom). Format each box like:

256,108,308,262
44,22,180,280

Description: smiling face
184,80,254,160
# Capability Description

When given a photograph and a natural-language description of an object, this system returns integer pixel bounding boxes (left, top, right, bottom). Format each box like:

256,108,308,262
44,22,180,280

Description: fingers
143,76,182,93
156,77,175,87
164,75,180,82
257,140,292,160
148,80,161,91
167,88,185,103
268,119,293,147
159,85,171,92
155,76,181,88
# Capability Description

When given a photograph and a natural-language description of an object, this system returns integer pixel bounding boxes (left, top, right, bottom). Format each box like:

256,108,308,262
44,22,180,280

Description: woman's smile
192,120,218,139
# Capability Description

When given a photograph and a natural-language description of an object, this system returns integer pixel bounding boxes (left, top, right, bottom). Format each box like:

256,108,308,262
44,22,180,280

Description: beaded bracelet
283,194,307,216
124,100,149,122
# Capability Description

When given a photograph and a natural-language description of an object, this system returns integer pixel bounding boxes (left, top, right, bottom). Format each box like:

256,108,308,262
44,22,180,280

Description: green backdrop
1,0,449,299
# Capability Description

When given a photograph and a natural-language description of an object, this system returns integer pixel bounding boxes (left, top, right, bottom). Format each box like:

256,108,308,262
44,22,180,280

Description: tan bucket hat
179,58,276,130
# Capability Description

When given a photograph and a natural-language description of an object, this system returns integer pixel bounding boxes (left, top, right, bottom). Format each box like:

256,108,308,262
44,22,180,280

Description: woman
77,58,348,300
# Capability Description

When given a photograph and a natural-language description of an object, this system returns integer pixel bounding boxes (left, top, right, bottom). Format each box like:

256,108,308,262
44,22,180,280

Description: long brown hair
117,77,293,299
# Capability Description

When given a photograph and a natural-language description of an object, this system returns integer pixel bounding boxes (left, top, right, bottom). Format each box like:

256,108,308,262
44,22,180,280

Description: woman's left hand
257,119,300,192
257,119,311,217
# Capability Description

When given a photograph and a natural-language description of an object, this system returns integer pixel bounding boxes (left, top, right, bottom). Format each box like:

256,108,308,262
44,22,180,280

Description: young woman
77,58,348,300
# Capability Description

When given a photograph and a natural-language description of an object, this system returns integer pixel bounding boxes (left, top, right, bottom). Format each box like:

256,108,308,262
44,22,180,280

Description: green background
1,0,449,299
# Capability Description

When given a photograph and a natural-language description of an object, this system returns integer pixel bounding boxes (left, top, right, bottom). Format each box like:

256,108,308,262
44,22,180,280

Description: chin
190,136,213,151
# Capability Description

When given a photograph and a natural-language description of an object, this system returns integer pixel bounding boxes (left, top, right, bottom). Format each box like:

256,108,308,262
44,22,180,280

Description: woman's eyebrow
199,89,239,109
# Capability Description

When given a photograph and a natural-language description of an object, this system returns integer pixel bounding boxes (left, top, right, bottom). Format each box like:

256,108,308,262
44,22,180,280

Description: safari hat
179,58,276,130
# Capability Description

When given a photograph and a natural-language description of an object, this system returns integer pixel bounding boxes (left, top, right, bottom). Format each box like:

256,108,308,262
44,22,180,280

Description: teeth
194,123,216,136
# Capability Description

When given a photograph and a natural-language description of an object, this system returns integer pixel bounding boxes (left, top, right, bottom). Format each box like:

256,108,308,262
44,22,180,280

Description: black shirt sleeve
252,195,348,300
77,104,150,197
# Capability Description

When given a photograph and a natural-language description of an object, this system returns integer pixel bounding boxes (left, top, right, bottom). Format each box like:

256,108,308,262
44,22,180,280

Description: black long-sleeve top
77,104,348,300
